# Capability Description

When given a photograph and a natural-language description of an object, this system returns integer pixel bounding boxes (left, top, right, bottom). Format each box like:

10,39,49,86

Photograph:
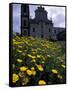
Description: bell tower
21,4,30,36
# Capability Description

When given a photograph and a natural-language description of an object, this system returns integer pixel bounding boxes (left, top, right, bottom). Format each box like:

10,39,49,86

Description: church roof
30,18,53,25
35,6,47,14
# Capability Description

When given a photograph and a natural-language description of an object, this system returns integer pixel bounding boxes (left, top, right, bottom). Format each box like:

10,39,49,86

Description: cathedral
21,4,65,40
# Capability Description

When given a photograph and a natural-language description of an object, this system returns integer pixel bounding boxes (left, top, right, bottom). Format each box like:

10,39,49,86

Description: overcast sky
13,4,65,33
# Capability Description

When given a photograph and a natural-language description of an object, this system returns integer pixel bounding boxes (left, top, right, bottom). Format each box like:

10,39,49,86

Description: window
54,30,56,33
33,28,35,32
49,28,50,32
23,6,27,12
41,34,44,38
41,24,43,28
23,30,27,35
24,20,27,26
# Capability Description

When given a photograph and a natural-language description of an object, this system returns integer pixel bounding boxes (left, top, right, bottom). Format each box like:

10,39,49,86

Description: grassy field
12,36,66,86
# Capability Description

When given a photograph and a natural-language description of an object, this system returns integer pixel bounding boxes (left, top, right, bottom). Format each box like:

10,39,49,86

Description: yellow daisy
36,64,44,71
17,59,22,63
57,74,63,79
12,73,19,83
51,69,58,74
26,69,32,76
20,66,27,71
61,64,65,68
38,80,46,85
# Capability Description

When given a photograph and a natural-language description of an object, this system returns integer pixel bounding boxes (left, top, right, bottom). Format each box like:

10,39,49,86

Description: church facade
21,4,65,40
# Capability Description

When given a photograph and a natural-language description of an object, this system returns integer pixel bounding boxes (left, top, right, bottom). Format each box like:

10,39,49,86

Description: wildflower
36,64,44,71
61,64,65,68
42,61,45,64
31,56,36,59
37,55,41,58
20,66,27,71
22,77,29,85
12,73,19,83
28,54,32,58
26,69,32,76
57,74,63,79
17,49,22,53
32,70,36,75
38,80,46,85
13,39,16,42
31,67,35,70
18,45,22,48
47,55,51,57
32,51,36,54
37,48,41,50
41,56,46,60
51,69,58,74
17,59,22,63
31,59,36,62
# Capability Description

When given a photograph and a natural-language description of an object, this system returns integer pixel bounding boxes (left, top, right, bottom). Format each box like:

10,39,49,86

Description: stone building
21,4,65,40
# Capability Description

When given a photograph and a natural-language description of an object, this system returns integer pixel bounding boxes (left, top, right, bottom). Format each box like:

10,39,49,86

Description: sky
13,4,65,33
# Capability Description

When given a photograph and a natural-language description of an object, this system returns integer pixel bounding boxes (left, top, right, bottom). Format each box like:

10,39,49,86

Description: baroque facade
21,4,65,40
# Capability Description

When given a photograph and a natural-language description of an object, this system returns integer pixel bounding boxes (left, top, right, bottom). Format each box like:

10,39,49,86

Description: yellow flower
32,70,36,75
36,64,44,71
22,77,29,85
61,64,65,68
18,45,22,48
38,80,46,85
31,67,35,70
37,55,41,58
20,66,27,71
51,69,58,74
47,55,51,57
32,51,36,54
28,54,36,59
26,69,32,76
13,39,16,42
57,74,63,79
31,56,36,59
17,59,22,63
27,54,30,57
41,56,46,61
31,59,36,62
37,48,41,50
17,49,22,53
12,73,19,83
42,61,45,64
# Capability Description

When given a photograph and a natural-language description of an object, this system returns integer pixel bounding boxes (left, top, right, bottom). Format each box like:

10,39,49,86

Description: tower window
41,24,43,28
33,28,35,32
23,6,27,12
49,28,51,32
24,20,27,26
41,34,44,38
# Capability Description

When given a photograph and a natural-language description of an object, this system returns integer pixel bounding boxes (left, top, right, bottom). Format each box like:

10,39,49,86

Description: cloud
43,6,65,27
13,4,21,33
